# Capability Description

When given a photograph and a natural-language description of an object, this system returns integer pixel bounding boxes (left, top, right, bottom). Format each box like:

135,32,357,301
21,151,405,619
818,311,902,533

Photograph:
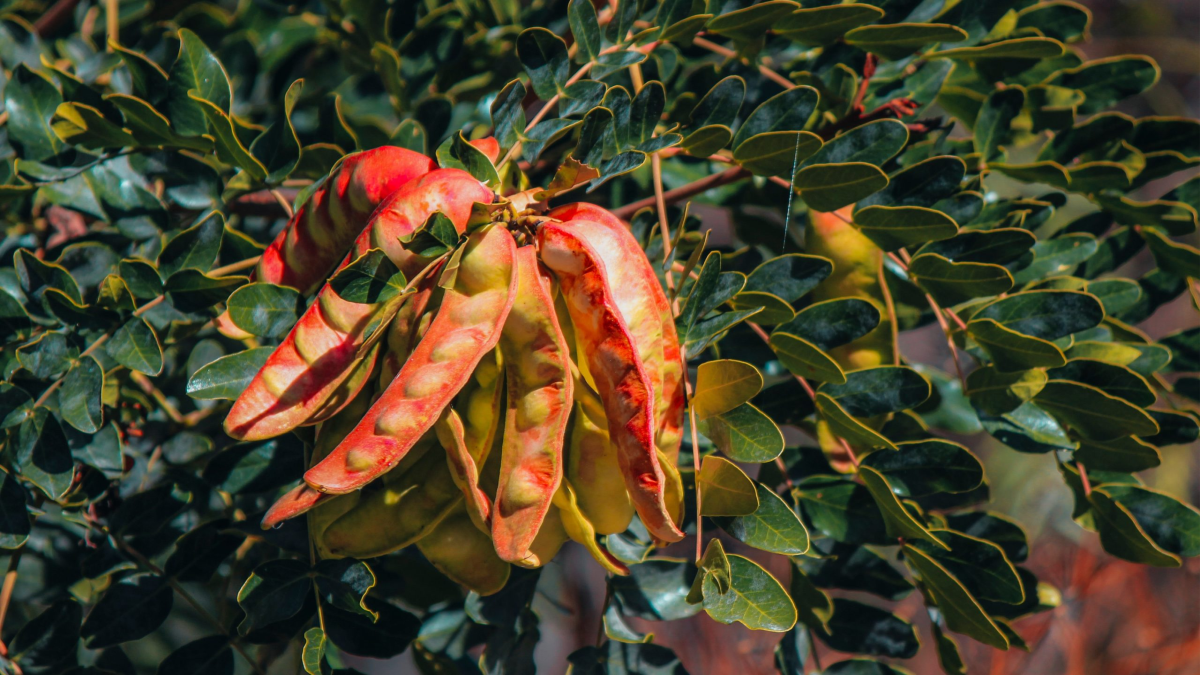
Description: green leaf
947,511,1030,563
803,120,909,168
734,131,823,176
794,163,889,212
860,156,966,209
158,214,224,278
111,41,169,105
845,23,968,60
1141,409,1200,447
689,76,746,129
1017,2,1092,43
1047,359,1155,407
862,440,983,497
975,87,1025,159
187,347,272,400
1142,228,1200,278
815,393,896,451
324,600,419,658
250,79,304,184
52,102,136,149
734,86,821,149
777,5,885,46
966,366,1048,415
329,249,408,305
107,317,163,375
119,258,164,298
771,333,846,385
693,360,762,420
109,484,191,537
915,530,1024,604
698,455,759,516
17,332,74,380
165,269,246,313
701,402,785,463
166,29,232,137
742,254,832,303
4,65,66,163
0,468,31,549
314,559,377,620
517,28,569,99
902,545,1009,649
105,94,212,151
968,319,1067,371
610,558,702,621
1012,234,1099,284
568,0,602,62
236,559,312,635
700,553,796,632
712,483,809,555
81,574,174,648
859,466,947,548
192,94,268,181
815,599,919,657
972,290,1104,341
980,401,1076,454
1086,278,1141,316
15,248,82,304
1033,381,1159,440
689,538,731,603
794,476,889,545
908,254,1013,305
226,283,303,338
157,636,233,675
820,367,930,418
437,131,501,187
802,541,913,600
1099,484,1200,557
707,1,801,42
1047,55,1161,114
165,519,242,582
60,356,104,433
788,565,833,632
932,37,1065,61
9,599,80,669
302,628,326,675
852,205,959,251
14,408,73,500
1075,436,1160,472
491,79,527,155
1088,488,1180,567
681,124,733,156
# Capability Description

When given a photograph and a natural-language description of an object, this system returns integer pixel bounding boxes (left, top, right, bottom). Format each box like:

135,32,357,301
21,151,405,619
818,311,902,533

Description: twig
0,546,26,652
612,166,748,219
130,372,185,424
877,261,900,366
105,0,117,50
1077,462,1093,496
270,190,294,219
693,35,795,90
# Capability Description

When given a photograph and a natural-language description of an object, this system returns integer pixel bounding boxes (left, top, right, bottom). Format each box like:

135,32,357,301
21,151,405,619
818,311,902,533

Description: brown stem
692,36,795,90
1078,462,1093,496
612,166,749,219
0,546,26,653
33,0,83,36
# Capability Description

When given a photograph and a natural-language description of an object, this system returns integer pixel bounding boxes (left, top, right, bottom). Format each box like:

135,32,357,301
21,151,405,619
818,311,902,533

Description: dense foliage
0,1,1197,673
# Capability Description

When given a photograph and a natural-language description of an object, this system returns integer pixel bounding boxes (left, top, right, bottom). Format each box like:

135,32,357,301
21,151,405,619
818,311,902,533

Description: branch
692,35,795,90
612,166,748,219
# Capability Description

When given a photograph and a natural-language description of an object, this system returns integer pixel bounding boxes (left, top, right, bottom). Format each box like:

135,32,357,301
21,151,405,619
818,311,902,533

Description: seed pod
536,223,684,543
416,505,510,596
492,247,573,562
378,273,442,386
319,436,456,558
514,504,568,569
305,224,519,493
567,384,634,535
547,203,684,460
225,169,492,442
254,146,437,294
553,479,629,575
435,407,492,529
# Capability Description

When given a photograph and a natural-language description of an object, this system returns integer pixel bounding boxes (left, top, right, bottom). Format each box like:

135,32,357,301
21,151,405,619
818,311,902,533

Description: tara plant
0,1,1197,674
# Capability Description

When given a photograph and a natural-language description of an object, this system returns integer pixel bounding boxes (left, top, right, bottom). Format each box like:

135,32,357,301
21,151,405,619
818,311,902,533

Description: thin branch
612,166,748,219
270,189,294,219
1077,461,1093,496
692,35,795,90
0,546,26,653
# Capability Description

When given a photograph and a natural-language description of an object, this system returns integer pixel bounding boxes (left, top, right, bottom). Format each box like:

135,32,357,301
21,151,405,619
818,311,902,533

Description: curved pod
493,247,574,562
548,204,684,461
225,169,492,441
536,223,684,543
305,224,519,493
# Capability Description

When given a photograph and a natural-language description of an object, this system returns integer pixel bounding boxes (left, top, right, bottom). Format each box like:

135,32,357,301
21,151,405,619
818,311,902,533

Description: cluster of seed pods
227,143,686,594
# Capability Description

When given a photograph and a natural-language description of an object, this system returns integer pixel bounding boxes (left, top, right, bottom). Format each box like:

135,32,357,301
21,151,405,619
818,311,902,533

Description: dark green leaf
795,163,889,212
226,283,303,338
611,559,701,621
158,215,224,278
845,23,968,60
204,436,304,495
689,76,745,129
980,401,1076,454
17,332,74,380
859,466,947,547
965,366,1047,415
236,559,312,636
1047,358,1155,407
802,541,913,600
4,65,66,162
81,574,174,648
568,0,602,62
186,347,272,400
165,519,243,582
734,86,821,149
1012,234,1099,284
862,440,983,497
815,599,919,657
819,366,931,418
491,79,527,154
859,156,966,209
702,554,796,632
1034,380,1159,440
1088,488,1180,567
804,120,908,168
712,483,809,555
517,28,570,99
1047,55,1161,114
1075,435,1160,472
795,476,889,545
10,599,81,669
968,319,1067,371
707,1,800,42
972,290,1104,341
166,29,232,137
777,5,886,46
909,254,1013,305
14,408,74,499
156,636,233,675
853,205,959,251
61,356,104,433
0,468,30,549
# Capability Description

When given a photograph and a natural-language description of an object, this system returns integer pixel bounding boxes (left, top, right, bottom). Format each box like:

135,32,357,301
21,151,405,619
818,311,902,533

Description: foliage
0,1,1197,674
